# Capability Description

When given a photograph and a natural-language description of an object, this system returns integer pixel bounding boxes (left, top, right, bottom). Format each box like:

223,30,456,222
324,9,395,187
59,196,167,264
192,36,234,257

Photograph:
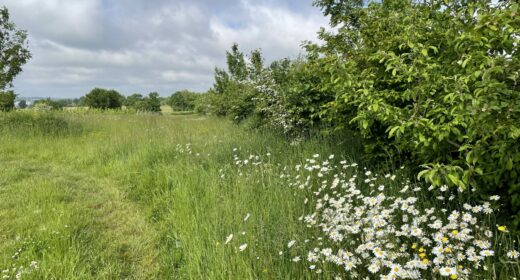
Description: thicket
33,98,65,110
166,90,199,111
84,88,124,110
0,91,16,111
124,92,161,112
201,0,520,225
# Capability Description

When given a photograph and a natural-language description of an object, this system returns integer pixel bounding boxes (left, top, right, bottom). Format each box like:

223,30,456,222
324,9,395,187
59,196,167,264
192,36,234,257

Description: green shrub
166,90,199,111
85,88,123,110
312,0,520,224
0,91,15,112
124,92,161,112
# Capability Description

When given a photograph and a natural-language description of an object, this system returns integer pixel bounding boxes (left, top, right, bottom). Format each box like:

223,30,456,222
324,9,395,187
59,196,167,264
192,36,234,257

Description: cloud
3,0,327,98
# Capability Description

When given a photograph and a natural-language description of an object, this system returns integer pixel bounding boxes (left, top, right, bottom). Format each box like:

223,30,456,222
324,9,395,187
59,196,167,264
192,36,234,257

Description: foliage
0,6,31,90
84,88,124,110
125,92,161,112
0,90,15,111
308,0,520,224
205,44,260,122
34,98,64,110
124,93,143,108
166,90,199,111
17,99,26,109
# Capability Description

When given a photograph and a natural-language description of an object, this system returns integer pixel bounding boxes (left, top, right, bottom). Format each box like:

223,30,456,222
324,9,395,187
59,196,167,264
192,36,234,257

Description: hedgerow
201,0,520,226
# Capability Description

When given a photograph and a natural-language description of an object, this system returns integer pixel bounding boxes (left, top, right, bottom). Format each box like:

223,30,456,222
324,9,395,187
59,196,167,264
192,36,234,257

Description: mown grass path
0,156,159,279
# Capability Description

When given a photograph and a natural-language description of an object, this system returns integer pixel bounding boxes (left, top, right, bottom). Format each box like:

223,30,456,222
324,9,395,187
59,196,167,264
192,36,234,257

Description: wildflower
292,256,301,262
225,234,234,244
497,225,508,233
308,252,318,262
287,240,296,248
439,267,456,277
480,250,494,257
507,250,519,259
239,244,248,252
489,195,500,201
368,263,380,273
243,213,251,222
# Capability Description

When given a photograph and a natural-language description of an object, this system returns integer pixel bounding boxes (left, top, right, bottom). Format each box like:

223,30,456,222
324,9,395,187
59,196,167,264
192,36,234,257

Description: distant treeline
2,89,202,113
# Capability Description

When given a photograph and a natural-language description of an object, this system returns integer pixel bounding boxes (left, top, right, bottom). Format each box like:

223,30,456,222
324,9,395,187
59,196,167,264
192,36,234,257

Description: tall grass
0,111,518,279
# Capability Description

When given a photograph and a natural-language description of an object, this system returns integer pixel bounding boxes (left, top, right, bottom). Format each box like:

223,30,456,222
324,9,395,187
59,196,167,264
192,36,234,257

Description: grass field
0,111,348,279
0,111,518,279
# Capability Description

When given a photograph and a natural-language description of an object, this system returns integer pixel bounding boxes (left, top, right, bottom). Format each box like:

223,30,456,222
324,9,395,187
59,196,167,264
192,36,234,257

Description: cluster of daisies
283,154,518,279
2,252,38,280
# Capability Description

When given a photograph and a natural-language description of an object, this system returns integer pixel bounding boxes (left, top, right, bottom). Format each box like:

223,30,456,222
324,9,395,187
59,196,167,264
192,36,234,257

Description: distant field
0,111,518,279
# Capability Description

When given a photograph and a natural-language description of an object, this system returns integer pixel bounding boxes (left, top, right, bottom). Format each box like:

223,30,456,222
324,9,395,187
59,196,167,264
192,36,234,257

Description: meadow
0,110,518,280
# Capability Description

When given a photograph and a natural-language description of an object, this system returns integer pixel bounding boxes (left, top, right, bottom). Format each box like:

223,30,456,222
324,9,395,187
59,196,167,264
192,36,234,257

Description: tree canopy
0,6,31,90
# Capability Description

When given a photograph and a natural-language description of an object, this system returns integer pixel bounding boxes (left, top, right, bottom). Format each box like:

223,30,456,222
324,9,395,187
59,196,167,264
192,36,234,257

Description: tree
248,49,264,80
0,6,31,90
124,93,143,108
0,90,15,111
84,88,123,109
144,92,161,112
226,43,248,81
125,92,161,112
167,90,199,111
17,99,26,109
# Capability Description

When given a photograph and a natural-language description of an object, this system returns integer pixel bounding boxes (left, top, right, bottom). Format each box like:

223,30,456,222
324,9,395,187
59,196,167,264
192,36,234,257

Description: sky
3,0,328,98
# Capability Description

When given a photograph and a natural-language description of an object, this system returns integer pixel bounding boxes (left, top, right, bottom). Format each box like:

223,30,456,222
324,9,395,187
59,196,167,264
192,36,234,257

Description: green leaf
388,126,399,138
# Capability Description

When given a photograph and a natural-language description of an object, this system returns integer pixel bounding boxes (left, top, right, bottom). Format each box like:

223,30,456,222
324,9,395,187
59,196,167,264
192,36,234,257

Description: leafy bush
134,92,161,112
166,90,199,111
0,91,15,111
84,88,123,110
310,0,520,223
33,98,64,110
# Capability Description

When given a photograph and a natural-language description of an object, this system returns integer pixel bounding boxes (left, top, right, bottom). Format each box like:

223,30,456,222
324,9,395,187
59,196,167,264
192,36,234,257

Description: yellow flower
444,247,452,253
419,253,426,258
451,230,458,236
442,237,449,243
412,243,417,249
450,274,458,279
497,225,508,233
419,247,425,253
422,259,429,264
